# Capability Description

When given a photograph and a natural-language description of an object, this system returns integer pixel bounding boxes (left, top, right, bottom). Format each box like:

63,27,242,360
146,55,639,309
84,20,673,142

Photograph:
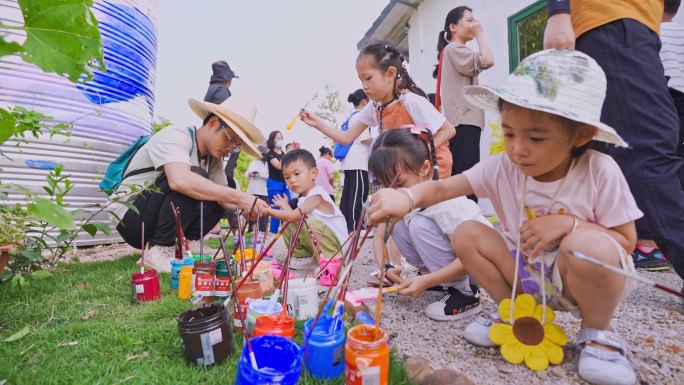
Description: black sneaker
424,287,482,321
632,244,671,271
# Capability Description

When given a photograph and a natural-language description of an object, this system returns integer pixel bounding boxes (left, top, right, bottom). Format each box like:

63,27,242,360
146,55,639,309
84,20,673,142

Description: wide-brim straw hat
188,95,265,157
463,49,628,148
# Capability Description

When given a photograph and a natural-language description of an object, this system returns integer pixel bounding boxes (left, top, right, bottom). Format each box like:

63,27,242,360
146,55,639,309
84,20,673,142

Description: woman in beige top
435,6,493,201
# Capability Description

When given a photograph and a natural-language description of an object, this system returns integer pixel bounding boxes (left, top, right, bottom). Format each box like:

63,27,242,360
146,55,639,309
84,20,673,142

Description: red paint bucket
252,314,295,341
131,269,161,303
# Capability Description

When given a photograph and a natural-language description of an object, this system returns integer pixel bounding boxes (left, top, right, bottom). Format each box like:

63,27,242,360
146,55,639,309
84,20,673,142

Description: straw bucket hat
188,95,265,157
463,49,628,148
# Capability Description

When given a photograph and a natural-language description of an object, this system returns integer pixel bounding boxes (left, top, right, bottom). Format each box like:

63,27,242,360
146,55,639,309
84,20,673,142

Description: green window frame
508,0,548,72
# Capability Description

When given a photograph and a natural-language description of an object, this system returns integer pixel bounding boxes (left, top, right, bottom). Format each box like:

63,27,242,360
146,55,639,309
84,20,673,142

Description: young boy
267,149,348,269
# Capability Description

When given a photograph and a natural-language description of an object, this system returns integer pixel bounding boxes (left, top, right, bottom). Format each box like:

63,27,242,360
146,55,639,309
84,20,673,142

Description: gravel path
77,238,684,384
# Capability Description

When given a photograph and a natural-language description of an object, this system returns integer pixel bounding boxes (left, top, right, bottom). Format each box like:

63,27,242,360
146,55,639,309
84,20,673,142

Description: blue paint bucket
302,315,345,378
234,335,302,385
170,257,194,290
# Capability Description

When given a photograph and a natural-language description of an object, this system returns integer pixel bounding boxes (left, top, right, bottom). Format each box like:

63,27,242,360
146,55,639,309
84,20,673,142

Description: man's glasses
221,123,241,153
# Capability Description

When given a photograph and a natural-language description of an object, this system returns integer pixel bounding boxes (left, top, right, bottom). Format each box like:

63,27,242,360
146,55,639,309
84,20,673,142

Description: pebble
422,368,474,385
404,356,433,384
550,366,566,377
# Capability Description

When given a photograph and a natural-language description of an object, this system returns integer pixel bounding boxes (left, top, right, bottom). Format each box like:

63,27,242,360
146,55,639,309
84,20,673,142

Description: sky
153,1,388,153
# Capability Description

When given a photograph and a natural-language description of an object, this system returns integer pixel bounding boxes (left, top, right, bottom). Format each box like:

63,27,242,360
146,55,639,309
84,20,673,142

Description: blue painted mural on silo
0,0,160,245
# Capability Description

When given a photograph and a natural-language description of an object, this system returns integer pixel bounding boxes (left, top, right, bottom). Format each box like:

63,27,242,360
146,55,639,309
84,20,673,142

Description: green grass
0,256,415,384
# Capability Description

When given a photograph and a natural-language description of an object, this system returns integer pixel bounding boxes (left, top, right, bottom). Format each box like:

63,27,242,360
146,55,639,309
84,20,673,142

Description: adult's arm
544,1,574,49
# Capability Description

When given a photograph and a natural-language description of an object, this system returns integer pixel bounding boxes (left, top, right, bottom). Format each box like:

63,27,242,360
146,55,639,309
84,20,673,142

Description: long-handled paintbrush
140,222,145,273
571,250,684,298
286,102,309,130
219,236,258,370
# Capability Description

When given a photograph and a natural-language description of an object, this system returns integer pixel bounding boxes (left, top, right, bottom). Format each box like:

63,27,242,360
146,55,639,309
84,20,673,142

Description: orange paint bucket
344,324,389,385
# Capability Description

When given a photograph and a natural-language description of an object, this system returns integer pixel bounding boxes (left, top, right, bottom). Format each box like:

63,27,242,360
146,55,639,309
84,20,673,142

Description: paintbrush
140,222,145,274
286,102,309,130
374,217,391,338
233,223,289,294
199,202,204,259
275,217,306,316
571,250,684,298
219,236,259,370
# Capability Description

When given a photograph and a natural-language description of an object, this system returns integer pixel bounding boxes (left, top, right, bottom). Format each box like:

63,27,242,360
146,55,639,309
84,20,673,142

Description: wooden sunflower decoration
489,294,567,371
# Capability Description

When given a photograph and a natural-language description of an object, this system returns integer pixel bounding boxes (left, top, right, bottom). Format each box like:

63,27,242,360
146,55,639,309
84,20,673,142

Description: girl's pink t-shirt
463,150,643,245
316,157,335,195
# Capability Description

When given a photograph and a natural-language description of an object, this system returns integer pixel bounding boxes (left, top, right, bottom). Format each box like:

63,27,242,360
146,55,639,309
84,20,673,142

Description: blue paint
302,316,346,379
355,311,376,326
235,335,302,385
24,160,60,170
170,258,194,290
77,1,156,108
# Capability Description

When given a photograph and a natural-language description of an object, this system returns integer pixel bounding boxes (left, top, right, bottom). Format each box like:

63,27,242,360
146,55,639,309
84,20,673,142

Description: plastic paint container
234,280,262,333
192,254,213,262
345,325,390,385
252,313,295,341
245,260,274,296
303,315,345,378
171,257,195,290
286,278,319,320
214,260,232,301
234,335,302,385
193,260,216,303
319,257,342,286
177,266,193,300
130,269,160,303
234,249,255,263
177,303,234,366
246,299,282,335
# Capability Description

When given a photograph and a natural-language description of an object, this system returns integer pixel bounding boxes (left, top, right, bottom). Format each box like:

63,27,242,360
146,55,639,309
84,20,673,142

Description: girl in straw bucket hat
113,95,269,273
368,50,641,385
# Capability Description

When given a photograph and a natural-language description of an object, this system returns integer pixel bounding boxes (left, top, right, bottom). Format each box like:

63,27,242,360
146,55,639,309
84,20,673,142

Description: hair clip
400,124,428,135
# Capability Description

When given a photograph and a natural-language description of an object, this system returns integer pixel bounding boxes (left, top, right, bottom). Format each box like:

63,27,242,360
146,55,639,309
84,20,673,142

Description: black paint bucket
177,302,234,365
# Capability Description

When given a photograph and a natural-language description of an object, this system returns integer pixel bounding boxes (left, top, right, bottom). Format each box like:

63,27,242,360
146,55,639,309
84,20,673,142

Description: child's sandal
577,328,636,385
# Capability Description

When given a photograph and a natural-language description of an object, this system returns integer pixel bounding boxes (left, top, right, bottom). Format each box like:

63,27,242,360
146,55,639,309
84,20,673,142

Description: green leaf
10,274,27,288
93,222,111,236
0,107,16,143
18,0,104,83
116,200,139,215
28,198,75,229
0,37,23,57
31,270,52,279
3,326,31,342
18,249,43,262
82,223,96,237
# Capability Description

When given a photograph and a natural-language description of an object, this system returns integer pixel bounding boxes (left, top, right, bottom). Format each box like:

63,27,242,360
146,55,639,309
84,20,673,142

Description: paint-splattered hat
463,49,628,147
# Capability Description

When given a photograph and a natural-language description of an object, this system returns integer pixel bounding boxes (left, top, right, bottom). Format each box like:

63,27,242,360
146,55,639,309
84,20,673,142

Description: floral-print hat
463,49,628,147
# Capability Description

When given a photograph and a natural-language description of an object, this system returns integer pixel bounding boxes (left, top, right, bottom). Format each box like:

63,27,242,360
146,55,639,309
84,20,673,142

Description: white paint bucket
285,278,318,320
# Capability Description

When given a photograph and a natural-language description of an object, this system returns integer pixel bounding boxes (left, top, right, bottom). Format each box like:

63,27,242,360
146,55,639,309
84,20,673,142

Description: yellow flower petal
539,338,564,365
489,323,512,346
543,323,568,346
514,294,537,320
498,298,513,322
524,346,549,371
533,304,555,324
501,335,525,364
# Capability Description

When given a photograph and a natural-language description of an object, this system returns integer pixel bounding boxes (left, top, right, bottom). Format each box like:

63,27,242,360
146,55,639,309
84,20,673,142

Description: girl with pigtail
300,40,456,180
367,126,490,321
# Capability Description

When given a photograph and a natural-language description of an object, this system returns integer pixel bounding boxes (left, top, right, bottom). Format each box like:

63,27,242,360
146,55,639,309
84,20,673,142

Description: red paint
252,314,295,341
131,269,161,303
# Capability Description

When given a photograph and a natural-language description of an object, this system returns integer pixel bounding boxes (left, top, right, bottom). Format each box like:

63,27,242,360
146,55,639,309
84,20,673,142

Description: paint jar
302,315,345,378
177,266,193,300
192,260,216,303
130,269,161,303
171,257,194,290
244,260,274,296
234,335,302,385
246,299,282,335
355,311,376,326
176,303,234,366
214,260,232,301
286,278,319,320
344,325,390,385
234,280,262,333
319,257,342,286
234,249,255,263
252,313,295,341
192,254,213,262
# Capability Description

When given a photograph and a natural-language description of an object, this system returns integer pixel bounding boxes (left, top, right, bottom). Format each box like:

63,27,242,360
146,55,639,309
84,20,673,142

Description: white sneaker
463,311,501,347
577,329,636,385
188,239,217,255
141,245,175,272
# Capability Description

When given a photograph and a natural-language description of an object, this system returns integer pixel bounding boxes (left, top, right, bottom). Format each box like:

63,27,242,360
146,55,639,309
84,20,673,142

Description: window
508,0,548,72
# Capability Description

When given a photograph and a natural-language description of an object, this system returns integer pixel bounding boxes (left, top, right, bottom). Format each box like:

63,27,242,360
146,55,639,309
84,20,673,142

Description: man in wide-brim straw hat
111,95,269,272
